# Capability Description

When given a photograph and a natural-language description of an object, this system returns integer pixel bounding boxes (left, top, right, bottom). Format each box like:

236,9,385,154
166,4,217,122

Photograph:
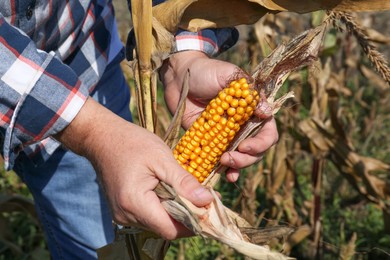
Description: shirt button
26,6,33,20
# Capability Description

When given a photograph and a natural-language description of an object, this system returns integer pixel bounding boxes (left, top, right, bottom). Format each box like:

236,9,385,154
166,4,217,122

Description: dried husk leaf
154,0,390,34
251,0,390,12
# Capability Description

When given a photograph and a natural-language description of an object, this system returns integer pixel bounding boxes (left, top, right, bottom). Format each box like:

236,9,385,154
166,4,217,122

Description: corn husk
153,22,327,260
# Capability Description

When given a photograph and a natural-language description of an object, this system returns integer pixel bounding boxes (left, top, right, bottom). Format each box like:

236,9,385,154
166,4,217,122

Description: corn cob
173,77,260,183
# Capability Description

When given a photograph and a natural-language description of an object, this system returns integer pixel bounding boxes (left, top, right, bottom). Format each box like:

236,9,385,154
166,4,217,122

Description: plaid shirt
0,0,238,170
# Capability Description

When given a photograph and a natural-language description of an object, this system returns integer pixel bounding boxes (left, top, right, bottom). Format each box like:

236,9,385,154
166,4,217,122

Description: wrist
54,98,123,160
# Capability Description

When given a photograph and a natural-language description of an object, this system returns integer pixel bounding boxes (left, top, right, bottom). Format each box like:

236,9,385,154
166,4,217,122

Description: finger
220,150,263,169
131,190,193,240
156,156,214,207
237,117,278,156
225,168,240,183
254,97,273,119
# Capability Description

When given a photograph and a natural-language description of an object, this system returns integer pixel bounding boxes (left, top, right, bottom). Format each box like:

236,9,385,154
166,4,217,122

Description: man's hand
55,98,214,239
160,51,279,182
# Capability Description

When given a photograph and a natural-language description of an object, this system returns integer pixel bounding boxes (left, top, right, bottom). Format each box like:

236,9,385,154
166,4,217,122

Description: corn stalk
130,0,156,132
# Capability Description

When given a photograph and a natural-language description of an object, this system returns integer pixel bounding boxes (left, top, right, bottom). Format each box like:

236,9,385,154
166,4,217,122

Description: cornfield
1,1,390,259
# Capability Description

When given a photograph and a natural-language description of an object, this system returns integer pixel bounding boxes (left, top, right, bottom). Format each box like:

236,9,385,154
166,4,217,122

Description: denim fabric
13,51,132,259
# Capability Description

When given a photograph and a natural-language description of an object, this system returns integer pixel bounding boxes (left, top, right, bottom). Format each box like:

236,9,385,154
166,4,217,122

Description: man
0,1,278,258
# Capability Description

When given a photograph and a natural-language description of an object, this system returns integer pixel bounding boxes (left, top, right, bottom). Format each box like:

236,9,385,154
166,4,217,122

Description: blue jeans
14,51,132,259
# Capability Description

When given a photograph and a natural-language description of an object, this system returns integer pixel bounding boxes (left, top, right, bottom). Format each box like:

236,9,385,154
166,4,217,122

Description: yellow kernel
242,114,250,121
203,146,211,153
190,161,198,169
227,121,235,129
201,163,209,169
220,117,227,125
190,153,197,160
245,95,254,104
216,98,222,105
198,117,206,125
216,106,224,115
235,89,242,98
210,101,218,109
217,143,225,149
193,121,200,129
201,171,209,177
251,100,258,108
227,107,236,116
219,92,227,101
196,131,203,138
200,151,207,159
198,176,205,182
193,136,201,143
238,99,248,107
215,123,223,131
178,145,185,153
190,140,198,147
233,114,243,122
246,106,254,114
209,108,216,115
236,107,245,115
187,166,195,173
212,114,221,122
234,82,241,89
195,157,203,165
193,171,201,178
228,87,235,96
242,83,249,90
209,142,216,148
178,155,187,163
210,151,218,158
225,95,233,103
194,147,202,155
221,101,230,110
208,120,216,127
213,147,221,154
242,89,250,98
204,123,211,131
230,99,239,108
229,80,237,87
239,78,247,84
186,143,194,150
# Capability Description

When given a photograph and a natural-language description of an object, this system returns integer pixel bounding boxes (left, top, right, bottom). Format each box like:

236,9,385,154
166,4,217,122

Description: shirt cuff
174,27,239,57
2,52,89,170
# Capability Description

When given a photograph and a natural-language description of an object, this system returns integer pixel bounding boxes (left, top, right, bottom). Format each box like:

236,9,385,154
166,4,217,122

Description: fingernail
193,187,213,202
240,145,251,153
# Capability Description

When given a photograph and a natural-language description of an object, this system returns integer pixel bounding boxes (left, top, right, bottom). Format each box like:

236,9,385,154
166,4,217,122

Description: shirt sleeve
0,15,89,170
174,27,239,57
126,1,239,59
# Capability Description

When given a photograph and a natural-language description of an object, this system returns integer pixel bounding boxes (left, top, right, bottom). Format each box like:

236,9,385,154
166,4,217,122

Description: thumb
159,159,214,207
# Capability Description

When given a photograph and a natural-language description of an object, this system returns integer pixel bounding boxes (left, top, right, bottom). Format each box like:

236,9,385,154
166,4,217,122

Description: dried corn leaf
298,118,390,204
154,0,390,33
251,0,390,12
